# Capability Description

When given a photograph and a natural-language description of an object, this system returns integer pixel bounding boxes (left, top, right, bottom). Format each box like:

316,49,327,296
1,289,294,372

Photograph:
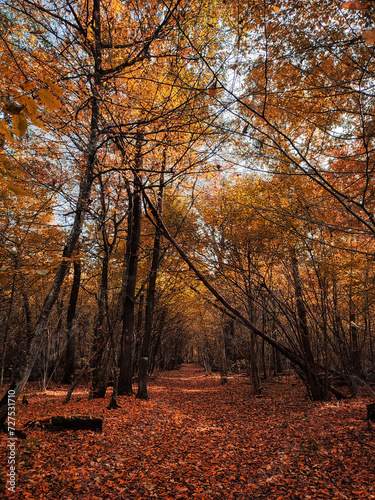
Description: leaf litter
1,364,374,499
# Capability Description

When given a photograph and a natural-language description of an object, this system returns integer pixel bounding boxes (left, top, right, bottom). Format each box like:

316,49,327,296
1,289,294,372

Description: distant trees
153,0,375,399
179,171,375,398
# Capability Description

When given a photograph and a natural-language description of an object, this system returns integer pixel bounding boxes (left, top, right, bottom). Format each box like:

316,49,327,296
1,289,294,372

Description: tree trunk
247,287,262,395
291,253,328,400
90,339,111,399
364,264,374,364
0,269,17,388
22,290,33,347
249,333,261,394
118,133,143,396
91,174,124,399
90,250,111,398
63,260,81,384
137,158,164,399
350,312,361,376
133,293,144,377
149,310,166,374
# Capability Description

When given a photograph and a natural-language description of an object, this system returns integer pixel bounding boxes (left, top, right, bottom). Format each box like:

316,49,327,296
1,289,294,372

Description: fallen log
25,416,103,432
1,424,27,439
367,403,375,422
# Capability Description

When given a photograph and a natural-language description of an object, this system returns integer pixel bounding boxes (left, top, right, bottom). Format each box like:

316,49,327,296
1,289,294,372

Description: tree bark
291,253,328,401
249,332,261,394
22,290,33,347
63,260,81,384
118,133,143,396
350,311,361,376
0,267,17,388
90,249,111,398
137,156,165,399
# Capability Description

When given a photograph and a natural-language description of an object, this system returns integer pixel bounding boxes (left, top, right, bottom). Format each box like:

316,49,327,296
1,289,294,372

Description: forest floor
1,364,375,499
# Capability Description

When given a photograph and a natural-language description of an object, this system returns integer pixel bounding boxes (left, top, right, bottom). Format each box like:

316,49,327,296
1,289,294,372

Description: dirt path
1,364,374,499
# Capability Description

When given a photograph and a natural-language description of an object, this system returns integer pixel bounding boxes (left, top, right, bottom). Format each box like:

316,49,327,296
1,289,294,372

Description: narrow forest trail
1,364,375,499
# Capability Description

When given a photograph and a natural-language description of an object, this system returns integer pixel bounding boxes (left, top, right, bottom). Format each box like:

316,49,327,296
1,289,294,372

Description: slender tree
137,150,166,399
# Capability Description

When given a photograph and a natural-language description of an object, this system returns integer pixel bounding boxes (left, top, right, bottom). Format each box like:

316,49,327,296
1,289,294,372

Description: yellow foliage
18,95,38,118
5,182,33,197
0,120,14,143
12,114,28,138
38,89,61,111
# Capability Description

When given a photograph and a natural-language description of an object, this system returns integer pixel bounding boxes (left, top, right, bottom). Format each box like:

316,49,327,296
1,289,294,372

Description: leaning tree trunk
140,187,346,401
0,167,97,425
0,0,102,425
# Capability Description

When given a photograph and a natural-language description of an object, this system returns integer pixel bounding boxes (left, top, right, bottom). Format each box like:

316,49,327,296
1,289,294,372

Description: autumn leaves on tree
1,0,375,426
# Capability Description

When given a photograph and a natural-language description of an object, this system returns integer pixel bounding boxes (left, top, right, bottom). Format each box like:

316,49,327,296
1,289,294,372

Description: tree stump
367,403,375,422
25,416,103,432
